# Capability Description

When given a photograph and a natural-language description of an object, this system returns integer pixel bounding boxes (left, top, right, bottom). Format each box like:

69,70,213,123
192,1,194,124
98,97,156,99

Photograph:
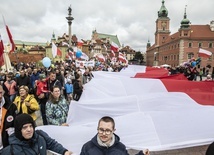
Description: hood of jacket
91,133,120,149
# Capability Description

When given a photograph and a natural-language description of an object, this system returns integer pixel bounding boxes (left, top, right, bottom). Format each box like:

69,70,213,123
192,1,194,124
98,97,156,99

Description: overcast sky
0,0,213,52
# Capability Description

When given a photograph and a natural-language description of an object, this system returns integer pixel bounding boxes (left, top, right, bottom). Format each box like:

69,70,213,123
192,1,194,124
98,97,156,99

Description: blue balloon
42,57,51,68
76,50,82,58
191,61,196,67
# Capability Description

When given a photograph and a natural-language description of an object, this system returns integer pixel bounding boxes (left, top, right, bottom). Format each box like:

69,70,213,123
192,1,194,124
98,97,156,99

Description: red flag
0,34,4,66
57,48,62,57
77,41,84,47
5,25,15,53
111,41,119,52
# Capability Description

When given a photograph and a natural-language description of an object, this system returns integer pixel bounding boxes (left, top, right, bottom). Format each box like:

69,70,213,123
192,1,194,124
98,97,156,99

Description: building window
187,53,194,59
174,55,176,60
198,42,202,48
209,43,213,48
188,43,192,48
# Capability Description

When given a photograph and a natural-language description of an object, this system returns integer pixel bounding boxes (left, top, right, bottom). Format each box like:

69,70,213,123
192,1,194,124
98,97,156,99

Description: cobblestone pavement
35,111,209,155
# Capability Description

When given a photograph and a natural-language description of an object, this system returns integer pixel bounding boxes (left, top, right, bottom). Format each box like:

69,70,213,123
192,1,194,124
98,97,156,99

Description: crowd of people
0,57,213,154
167,58,214,81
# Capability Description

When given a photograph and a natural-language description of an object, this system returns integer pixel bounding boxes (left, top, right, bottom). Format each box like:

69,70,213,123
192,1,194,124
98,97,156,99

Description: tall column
66,5,74,47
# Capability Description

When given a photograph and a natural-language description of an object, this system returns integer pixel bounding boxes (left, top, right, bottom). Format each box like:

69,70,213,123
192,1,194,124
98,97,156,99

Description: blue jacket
80,134,145,155
2,130,68,155
65,83,73,94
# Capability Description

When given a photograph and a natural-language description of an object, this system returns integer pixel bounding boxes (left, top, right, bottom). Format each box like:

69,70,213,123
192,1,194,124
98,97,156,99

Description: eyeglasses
97,128,113,135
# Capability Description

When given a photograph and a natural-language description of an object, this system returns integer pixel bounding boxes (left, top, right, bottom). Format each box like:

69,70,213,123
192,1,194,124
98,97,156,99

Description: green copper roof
97,33,121,47
180,6,190,28
14,40,47,46
158,0,168,17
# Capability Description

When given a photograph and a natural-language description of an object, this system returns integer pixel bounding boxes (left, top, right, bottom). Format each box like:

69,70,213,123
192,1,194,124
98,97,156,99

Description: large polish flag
37,65,214,154
198,48,212,58
52,42,62,58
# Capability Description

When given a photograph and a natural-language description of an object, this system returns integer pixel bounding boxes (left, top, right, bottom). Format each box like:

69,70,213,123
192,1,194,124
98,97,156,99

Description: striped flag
5,25,15,53
52,42,62,58
198,48,212,58
110,41,119,52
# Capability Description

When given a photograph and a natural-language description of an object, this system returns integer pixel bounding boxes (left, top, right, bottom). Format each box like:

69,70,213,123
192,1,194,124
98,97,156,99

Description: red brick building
146,0,214,69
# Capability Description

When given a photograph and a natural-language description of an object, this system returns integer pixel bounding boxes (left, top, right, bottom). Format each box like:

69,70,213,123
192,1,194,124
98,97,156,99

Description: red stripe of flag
5,25,15,53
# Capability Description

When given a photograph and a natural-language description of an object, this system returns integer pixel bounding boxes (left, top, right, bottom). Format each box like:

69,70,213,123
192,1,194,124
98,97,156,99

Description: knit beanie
14,114,36,140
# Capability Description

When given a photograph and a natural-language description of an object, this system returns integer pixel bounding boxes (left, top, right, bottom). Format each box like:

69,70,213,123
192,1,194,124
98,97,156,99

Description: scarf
97,134,115,148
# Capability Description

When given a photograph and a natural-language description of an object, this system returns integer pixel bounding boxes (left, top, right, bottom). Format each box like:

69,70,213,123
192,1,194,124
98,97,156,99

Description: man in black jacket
16,70,31,89
80,116,150,155
0,85,17,153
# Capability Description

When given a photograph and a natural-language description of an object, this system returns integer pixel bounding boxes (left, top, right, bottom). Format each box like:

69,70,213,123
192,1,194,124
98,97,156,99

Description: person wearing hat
1,113,73,155
13,85,39,121
0,85,17,152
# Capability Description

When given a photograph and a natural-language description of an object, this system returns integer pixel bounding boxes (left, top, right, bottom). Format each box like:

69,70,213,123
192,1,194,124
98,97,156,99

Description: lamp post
66,5,74,47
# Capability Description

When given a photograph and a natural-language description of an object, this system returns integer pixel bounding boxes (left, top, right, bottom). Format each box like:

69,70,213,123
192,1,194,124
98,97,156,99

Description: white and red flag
95,53,105,62
52,42,62,58
0,34,4,66
5,25,15,53
118,52,127,63
198,48,212,58
110,41,119,52
110,50,115,57
80,52,89,61
37,65,214,155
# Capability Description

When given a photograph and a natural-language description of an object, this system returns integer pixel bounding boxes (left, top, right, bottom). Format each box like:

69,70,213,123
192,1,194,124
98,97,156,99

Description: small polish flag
198,48,212,58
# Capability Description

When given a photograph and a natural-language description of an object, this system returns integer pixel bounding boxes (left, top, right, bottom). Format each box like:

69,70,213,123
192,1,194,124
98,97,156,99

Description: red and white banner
52,42,62,58
38,65,214,154
110,41,119,52
198,48,212,58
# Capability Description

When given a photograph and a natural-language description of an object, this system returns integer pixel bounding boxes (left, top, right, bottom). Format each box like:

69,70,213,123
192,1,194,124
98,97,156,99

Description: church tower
179,6,191,37
155,0,170,46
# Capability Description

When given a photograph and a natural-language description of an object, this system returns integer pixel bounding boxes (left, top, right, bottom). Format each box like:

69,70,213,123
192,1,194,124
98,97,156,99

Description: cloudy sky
0,0,213,52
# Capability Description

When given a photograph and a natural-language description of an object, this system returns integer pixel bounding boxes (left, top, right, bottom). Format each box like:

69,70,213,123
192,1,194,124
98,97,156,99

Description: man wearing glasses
0,85,17,153
80,116,150,155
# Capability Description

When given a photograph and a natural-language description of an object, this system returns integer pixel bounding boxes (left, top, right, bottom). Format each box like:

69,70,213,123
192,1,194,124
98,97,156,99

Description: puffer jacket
1,130,68,155
13,94,39,120
80,134,145,155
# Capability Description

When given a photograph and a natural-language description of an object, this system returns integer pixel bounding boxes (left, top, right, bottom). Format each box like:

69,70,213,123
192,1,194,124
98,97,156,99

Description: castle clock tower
155,0,170,46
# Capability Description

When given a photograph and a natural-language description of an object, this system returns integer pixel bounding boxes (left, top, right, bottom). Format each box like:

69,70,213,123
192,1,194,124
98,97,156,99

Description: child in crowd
65,79,73,103
36,74,49,97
